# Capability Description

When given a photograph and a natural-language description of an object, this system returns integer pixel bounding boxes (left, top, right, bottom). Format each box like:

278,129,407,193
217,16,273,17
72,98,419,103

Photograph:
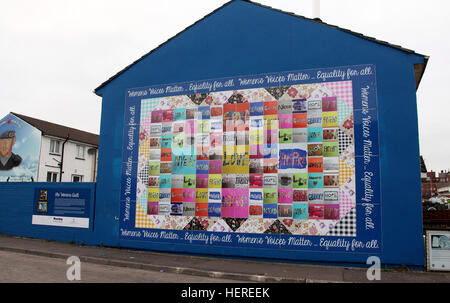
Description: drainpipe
59,135,70,182
93,148,97,182
88,147,98,182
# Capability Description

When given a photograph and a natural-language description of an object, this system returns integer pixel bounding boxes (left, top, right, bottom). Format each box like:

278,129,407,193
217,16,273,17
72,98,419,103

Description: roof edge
94,0,429,95
94,0,236,96
414,56,429,91
10,112,99,146
41,133,99,147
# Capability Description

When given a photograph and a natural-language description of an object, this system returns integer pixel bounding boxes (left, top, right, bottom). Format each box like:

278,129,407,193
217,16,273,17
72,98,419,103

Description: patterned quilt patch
132,81,356,236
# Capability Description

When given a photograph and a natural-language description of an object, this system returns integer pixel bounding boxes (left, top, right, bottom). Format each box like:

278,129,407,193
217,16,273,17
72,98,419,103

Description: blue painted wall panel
0,182,97,245
93,1,425,265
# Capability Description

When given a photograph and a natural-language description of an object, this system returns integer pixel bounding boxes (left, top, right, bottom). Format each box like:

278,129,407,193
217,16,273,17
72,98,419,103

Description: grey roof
94,0,428,95
421,156,427,173
11,112,99,146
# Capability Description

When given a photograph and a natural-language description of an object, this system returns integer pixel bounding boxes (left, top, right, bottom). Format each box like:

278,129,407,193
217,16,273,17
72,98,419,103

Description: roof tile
11,112,99,146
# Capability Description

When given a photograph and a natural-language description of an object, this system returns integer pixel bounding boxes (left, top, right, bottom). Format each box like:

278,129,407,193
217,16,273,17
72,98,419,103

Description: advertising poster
0,113,41,181
120,64,382,255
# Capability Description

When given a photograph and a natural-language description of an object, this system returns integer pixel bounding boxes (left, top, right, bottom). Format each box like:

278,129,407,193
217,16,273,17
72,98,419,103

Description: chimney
312,0,321,20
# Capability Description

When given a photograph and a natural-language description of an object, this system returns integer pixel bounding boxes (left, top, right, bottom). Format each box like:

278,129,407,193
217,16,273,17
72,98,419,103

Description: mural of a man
0,130,22,170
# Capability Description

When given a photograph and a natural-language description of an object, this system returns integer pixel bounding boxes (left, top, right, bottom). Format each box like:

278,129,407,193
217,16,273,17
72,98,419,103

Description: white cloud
0,0,448,171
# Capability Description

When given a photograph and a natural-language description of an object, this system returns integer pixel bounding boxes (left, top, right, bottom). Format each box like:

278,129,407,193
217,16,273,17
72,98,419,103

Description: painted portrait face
0,137,15,158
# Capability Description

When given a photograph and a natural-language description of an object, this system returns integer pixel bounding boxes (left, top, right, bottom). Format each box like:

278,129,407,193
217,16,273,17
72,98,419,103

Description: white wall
38,135,97,182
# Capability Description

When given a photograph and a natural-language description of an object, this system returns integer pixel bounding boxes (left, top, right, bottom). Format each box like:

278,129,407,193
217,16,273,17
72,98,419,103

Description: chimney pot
312,0,320,19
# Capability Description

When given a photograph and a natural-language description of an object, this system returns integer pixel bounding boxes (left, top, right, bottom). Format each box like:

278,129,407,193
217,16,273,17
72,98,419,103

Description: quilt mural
120,65,381,254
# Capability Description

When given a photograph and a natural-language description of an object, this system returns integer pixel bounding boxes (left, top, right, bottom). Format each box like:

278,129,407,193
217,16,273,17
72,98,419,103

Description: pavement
0,233,449,283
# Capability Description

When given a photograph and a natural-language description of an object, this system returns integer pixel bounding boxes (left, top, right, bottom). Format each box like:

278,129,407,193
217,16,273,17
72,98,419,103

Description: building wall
38,135,98,182
92,1,426,266
0,182,96,243
0,1,426,266
0,113,41,181
422,182,438,199
421,171,450,199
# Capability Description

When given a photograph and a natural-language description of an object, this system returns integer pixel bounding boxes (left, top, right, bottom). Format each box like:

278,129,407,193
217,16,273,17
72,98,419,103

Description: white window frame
49,139,61,154
72,175,83,182
46,171,58,182
76,145,85,159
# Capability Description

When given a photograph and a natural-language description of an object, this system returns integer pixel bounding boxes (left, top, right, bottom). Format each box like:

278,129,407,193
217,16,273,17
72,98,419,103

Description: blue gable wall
0,182,96,243
93,1,425,265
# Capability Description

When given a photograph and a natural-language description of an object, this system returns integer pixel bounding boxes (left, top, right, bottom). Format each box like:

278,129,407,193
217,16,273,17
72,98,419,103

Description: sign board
119,64,382,256
32,188,92,229
426,230,450,271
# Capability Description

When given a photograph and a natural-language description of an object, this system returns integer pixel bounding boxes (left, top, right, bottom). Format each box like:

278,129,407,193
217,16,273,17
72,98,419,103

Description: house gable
94,0,427,96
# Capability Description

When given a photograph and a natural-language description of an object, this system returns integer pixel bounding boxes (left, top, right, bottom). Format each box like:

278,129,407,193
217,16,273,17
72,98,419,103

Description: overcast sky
1,0,448,171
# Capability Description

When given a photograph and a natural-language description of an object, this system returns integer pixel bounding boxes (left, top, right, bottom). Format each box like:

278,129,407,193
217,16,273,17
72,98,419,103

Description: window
72,175,83,182
49,139,61,154
46,172,58,182
76,145,85,159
